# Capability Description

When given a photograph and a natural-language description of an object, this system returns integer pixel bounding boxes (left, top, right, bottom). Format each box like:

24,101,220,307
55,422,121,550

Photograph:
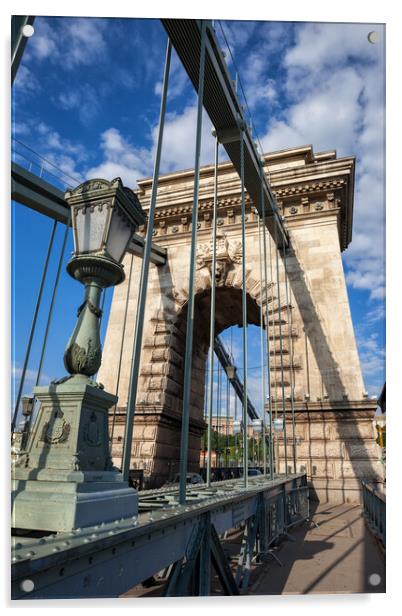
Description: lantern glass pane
75,205,109,254
106,211,132,262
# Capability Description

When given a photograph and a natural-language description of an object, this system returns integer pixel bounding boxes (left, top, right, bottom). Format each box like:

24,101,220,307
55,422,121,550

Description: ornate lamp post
12,178,145,533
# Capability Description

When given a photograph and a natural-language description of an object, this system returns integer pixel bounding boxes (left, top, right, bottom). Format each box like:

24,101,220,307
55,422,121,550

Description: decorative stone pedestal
12,376,138,532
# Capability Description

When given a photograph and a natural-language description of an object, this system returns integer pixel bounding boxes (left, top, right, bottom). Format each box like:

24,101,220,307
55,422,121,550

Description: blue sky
11,16,385,420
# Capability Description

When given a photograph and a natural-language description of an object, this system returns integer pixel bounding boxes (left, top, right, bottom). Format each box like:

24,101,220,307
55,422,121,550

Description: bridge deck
251,502,386,595
124,503,385,597
12,473,307,599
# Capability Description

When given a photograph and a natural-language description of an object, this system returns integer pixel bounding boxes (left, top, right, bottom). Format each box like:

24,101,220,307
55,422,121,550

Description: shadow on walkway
250,503,385,595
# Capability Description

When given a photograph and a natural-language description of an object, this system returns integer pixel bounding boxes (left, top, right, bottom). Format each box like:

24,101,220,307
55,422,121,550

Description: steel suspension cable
283,246,297,473
257,212,267,475
259,164,275,480
121,38,172,483
217,363,221,468
92,288,108,386
206,135,219,486
22,216,72,442
267,226,279,471
240,129,248,488
12,219,58,433
274,223,288,476
178,21,207,504
35,216,71,390
226,364,230,467
110,253,134,447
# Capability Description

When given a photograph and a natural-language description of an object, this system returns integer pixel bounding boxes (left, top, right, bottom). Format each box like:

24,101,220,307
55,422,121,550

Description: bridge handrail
361,480,386,548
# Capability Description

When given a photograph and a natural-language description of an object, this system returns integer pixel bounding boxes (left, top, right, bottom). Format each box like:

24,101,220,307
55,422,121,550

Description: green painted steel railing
362,480,386,548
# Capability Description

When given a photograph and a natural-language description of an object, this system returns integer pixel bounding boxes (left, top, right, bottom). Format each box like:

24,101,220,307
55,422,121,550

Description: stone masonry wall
98,146,382,497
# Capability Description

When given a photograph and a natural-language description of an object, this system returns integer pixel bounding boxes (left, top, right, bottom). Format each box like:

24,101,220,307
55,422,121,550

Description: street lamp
64,177,144,376
12,178,145,533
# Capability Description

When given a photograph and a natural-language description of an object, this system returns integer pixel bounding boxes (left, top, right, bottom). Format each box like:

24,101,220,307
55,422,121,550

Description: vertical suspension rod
257,213,267,475
94,287,107,382
274,224,288,476
217,363,221,468
178,21,207,504
35,216,70,389
206,135,217,486
260,163,274,480
122,38,172,482
226,362,230,467
12,219,58,433
240,129,248,488
284,247,297,473
267,227,279,471
110,254,134,445
23,216,72,443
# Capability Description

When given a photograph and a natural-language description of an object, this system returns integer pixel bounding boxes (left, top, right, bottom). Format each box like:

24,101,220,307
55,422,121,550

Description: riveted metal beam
11,16,35,85
11,474,308,598
161,19,288,249
214,335,259,420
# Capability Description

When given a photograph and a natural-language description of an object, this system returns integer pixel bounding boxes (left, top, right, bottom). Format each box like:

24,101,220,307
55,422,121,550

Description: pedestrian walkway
251,503,385,595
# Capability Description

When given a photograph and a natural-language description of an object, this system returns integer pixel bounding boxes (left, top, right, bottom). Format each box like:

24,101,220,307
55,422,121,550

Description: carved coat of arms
196,231,242,286
42,411,70,444
83,412,101,447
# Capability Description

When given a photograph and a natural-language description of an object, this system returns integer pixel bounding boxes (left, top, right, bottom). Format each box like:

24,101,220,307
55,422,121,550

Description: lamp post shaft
64,281,103,377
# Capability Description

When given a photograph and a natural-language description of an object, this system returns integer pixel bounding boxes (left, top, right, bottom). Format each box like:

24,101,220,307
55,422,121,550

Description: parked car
248,468,263,476
239,468,263,477
164,473,204,487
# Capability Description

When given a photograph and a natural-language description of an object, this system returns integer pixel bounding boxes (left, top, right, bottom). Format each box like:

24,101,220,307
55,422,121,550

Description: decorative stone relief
196,230,242,286
83,412,101,447
42,410,70,445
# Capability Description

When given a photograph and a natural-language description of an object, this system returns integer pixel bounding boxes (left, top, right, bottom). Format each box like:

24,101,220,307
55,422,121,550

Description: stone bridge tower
98,145,382,502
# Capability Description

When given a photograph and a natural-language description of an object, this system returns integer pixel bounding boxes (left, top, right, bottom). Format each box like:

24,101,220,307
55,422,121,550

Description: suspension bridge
10,16,385,599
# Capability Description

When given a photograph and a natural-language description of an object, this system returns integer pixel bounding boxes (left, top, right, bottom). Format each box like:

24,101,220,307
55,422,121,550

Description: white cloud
225,21,258,50
85,128,153,188
257,22,385,303
56,85,100,125
12,365,51,396
26,17,108,70
13,64,41,97
354,331,385,395
215,21,386,393
154,49,190,101
284,23,380,72
156,106,216,174
12,119,87,187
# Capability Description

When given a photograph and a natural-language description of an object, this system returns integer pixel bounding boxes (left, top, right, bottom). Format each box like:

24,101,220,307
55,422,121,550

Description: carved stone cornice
272,178,346,198
135,145,355,251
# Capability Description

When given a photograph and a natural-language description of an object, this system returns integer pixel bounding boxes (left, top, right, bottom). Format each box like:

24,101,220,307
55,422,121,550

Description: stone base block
308,478,383,504
12,479,138,532
276,403,383,504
